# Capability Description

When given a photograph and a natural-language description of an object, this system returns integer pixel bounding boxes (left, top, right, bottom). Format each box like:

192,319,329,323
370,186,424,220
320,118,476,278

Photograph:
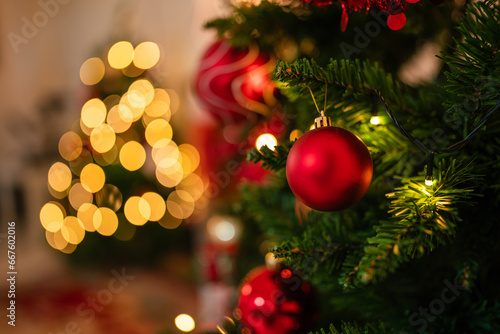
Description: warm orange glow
81,98,107,129
145,119,173,148
77,203,98,232
59,131,83,161
68,182,93,210
61,216,85,244
128,79,155,108
80,164,106,193
93,207,119,236
124,196,151,226
48,162,72,193
141,192,166,221
80,57,105,85
107,105,132,133
90,123,116,153
133,42,161,69
108,41,134,69
119,141,146,171
40,202,65,232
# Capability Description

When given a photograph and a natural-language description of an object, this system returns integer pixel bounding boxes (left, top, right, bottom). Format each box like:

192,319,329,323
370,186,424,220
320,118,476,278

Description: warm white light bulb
215,221,236,242
370,115,381,125
255,133,277,151
175,314,195,332
425,178,433,187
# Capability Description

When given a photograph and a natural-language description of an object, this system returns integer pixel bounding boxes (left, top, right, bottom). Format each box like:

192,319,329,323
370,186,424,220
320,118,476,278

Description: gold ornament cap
314,110,331,128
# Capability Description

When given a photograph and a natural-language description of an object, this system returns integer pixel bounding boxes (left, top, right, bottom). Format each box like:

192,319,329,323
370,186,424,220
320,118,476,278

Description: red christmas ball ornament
195,40,278,126
387,12,407,30
236,266,318,334
286,114,373,211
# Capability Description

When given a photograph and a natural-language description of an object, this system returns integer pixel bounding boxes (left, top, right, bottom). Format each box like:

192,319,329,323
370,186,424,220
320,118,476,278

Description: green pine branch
342,158,481,288
274,58,422,113
247,140,294,171
439,0,500,116
310,322,391,334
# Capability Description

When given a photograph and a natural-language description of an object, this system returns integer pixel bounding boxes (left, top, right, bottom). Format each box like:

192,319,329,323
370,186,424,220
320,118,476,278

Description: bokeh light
177,173,205,201
40,202,65,232
158,210,183,229
133,41,161,69
45,229,68,251
145,89,171,119
68,182,93,210
141,192,166,221
175,314,195,332
81,98,107,129
128,79,155,108
255,133,277,151
48,162,73,193
178,144,200,174
108,41,134,69
119,141,146,171
77,203,98,232
95,184,123,211
107,105,132,133
289,129,303,142
93,145,118,166
69,149,93,176
156,160,183,188
93,207,119,236
145,119,173,148
43,41,205,252
166,190,195,220
80,57,105,85
119,92,145,122
207,216,241,244
80,163,105,193
59,131,83,161
90,123,116,153
124,196,151,226
61,216,86,245
370,115,381,125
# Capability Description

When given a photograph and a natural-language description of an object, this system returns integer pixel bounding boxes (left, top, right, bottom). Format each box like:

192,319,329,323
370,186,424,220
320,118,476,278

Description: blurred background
0,1,242,333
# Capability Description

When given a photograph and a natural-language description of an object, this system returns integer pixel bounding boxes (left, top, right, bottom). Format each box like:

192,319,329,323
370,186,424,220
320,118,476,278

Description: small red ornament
387,12,407,30
195,40,278,126
236,266,318,334
286,114,373,211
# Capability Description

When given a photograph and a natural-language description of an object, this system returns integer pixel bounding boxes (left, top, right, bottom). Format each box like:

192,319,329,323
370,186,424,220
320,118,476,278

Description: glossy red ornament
286,126,373,211
387,12,407,30
195,40,278,126
236,266,318,334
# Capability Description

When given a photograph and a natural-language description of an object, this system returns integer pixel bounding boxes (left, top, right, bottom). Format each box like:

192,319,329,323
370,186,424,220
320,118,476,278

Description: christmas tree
197,0,500,333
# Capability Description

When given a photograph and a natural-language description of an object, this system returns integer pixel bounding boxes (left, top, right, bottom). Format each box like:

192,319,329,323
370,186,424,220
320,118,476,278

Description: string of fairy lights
40,40,207,254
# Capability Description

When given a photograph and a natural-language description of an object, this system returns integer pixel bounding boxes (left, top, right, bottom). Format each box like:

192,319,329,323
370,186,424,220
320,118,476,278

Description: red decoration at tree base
236,266,318,334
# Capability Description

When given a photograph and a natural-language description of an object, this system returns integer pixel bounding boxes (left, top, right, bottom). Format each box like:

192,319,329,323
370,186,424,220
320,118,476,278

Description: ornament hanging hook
323,80,328,114
307,86,321,115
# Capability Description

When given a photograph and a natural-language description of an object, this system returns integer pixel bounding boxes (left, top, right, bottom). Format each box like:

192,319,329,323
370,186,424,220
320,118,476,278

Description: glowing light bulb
175,314,195,332
370,115,381,125
214,221,236,241
255,133,277,151
425,177,433,187
254,297,265,307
